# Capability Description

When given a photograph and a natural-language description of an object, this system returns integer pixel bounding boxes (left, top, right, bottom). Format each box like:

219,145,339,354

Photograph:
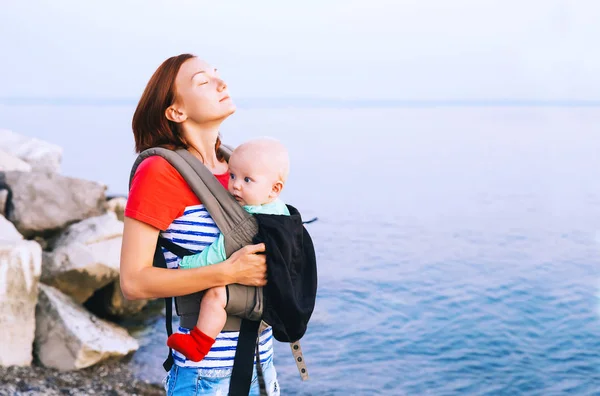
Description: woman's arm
120,217,267,300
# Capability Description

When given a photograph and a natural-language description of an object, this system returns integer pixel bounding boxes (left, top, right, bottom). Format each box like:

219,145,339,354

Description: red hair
132,54,222,159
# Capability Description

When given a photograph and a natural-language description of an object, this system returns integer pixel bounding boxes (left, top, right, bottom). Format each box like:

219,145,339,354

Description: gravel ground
0,358,163,396
0,298,169,395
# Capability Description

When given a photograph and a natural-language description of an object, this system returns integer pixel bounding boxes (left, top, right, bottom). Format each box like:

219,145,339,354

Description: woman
120,54,280,395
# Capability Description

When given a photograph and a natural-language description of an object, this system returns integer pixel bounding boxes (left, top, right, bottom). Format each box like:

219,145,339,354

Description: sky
0,0,598,100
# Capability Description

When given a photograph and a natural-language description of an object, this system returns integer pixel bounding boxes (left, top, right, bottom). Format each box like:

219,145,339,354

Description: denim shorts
163,358,280,396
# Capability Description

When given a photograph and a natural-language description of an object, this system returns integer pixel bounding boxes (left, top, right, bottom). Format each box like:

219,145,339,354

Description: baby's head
228,138,290,206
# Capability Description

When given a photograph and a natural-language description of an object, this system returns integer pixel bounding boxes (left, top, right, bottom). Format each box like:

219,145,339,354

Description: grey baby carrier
129,145,316,395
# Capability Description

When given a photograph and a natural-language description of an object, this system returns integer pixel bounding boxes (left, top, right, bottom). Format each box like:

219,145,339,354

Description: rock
32,235,50,251
85,279,148,318
0,189,7,217
35,284,139,371
0,214,22,242
0,170,11,218
106,196,127,222
0,220,43,366
0,171,106,237
0,148,32,172
0,129,62,173
41,213,124,304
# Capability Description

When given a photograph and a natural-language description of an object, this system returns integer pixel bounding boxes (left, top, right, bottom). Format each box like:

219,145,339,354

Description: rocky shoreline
0,129,163,395
0,359,164,396
1,297,167,395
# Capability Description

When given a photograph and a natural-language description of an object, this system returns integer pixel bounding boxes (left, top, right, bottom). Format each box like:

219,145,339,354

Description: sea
1,100,600,395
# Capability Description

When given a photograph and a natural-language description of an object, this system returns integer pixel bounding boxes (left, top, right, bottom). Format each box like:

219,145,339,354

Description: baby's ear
270,181,284,197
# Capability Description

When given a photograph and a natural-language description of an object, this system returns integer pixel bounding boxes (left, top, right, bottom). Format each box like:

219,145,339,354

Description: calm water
2,104,600,395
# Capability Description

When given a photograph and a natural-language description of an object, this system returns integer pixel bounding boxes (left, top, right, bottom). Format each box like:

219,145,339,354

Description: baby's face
228,152,280,206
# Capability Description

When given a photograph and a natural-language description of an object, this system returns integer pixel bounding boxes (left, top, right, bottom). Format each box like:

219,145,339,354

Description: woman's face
173,57,235,124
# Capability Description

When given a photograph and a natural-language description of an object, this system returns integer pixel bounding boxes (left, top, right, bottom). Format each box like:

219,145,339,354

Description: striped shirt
162,204,274,369
125,156,274,371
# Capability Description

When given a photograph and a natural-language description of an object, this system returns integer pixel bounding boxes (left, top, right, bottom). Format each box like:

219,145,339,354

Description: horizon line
1,97,599,108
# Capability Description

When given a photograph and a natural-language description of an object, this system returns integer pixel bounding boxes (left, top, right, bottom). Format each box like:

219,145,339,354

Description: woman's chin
204,105,236,123
219,98,236,113
225,102,236,115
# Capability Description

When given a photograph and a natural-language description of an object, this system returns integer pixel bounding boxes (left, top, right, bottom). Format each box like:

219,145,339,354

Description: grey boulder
1,171,106,237
34,284,139,371
41,213,123,304
0,216,43,366
0,129,62,173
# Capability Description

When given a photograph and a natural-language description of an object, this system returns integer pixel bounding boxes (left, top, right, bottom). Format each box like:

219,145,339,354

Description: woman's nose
216,78,227,92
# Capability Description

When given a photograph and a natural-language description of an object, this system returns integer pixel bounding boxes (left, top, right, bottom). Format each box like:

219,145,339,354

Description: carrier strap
255,340,267,396
155,237,195,372
130,147,258,258
228,319,260,396
290,341,309,380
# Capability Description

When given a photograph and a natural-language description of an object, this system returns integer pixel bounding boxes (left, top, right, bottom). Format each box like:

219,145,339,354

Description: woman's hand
227,243,267,286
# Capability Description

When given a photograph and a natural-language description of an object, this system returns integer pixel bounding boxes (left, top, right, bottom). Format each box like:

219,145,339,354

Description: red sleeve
125,156,201,230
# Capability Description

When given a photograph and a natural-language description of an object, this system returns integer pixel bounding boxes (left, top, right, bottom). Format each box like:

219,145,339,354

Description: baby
166,137,290,362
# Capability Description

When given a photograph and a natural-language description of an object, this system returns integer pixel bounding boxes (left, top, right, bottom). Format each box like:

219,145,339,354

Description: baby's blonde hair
233,137,290,182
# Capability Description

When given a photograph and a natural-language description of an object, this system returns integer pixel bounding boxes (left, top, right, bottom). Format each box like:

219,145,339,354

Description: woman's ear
165,105,187,123
270,181,284,198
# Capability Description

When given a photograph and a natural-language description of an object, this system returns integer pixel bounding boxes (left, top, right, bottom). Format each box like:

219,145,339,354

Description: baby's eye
230,174,235,180
244,177,251,183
